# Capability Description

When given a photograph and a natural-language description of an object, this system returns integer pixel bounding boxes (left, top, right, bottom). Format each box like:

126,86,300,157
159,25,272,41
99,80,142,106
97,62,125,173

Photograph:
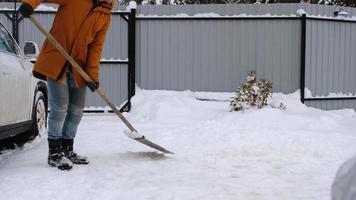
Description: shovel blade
135,138,174,154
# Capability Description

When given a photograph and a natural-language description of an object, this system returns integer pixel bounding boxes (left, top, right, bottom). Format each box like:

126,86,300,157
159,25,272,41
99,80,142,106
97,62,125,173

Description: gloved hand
18,3,33,18
86,81,99,92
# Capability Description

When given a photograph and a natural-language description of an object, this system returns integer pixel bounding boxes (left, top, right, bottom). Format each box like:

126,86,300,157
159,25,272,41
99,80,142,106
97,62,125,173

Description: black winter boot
48,139,73,171
62,139,89,165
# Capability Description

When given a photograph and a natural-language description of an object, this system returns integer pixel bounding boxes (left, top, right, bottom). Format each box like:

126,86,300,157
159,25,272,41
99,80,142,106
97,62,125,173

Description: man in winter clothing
18,0,114,170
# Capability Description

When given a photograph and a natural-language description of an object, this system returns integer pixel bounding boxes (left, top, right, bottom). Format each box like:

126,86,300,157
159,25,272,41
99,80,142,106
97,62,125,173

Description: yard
0,89,355,200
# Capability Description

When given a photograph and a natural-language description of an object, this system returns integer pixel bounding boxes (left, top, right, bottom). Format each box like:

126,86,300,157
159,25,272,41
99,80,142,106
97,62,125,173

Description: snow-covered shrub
230,71,273,112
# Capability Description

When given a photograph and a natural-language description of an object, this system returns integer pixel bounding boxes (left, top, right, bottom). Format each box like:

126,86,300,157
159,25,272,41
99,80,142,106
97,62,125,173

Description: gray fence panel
137,19,301,93
102,14,128,60
85,63,128,108
0,14,13,37
305,19,356,110
19,13,55,49
18,13,128,61
306,100,356,110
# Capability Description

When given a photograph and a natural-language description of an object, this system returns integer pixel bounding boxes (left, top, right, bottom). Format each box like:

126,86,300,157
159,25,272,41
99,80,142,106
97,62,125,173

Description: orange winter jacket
70,2,113,87
22,0,112,87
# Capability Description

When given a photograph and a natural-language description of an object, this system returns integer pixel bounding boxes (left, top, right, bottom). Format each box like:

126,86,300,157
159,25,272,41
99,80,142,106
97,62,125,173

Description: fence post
127,4,136,111
300,14,306,103
9,1,20,43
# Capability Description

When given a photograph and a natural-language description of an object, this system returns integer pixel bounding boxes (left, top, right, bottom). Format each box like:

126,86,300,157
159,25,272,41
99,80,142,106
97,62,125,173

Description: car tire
10,90,47,145
30,90,47,138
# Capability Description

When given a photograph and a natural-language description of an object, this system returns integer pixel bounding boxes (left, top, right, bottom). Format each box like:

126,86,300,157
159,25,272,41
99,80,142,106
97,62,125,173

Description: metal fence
1,3,356,110
134,4,356,110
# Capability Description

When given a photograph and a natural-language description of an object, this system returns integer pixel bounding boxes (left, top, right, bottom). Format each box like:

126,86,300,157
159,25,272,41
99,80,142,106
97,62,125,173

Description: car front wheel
31,91,47,137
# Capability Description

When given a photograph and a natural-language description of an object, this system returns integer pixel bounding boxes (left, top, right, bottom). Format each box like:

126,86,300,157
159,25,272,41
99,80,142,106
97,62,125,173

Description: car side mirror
24,41,39,58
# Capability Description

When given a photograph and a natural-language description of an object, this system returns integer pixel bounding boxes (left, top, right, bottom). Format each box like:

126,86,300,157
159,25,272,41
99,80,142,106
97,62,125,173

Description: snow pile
0,89,356,200
128,89,203,122
0,134,45,158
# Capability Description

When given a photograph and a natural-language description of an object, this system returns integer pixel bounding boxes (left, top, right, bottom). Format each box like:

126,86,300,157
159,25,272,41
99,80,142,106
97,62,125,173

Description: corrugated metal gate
304,16,356,110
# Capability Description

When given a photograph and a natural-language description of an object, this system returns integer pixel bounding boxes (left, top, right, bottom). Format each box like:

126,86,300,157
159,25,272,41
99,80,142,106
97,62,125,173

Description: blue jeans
47,71,86,140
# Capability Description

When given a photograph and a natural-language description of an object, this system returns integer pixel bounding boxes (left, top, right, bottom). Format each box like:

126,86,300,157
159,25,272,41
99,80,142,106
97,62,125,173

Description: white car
0,22,47,141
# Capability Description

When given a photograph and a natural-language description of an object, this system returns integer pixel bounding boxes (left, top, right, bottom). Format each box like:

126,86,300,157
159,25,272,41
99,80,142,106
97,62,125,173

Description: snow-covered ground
1,89,356,200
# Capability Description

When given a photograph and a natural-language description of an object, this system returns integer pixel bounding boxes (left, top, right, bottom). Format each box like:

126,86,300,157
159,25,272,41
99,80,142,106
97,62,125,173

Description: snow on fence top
0,2,129,13
136,10,356,22
136,12,296,18
135,3,356,18
126,1,137,11
34,4,57,11
1,3,356,21
0,2,57,11
28,58,129,63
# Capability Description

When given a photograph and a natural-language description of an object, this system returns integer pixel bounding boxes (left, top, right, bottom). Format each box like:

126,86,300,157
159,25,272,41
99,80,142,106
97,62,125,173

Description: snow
195,91,232,101
305,88,356,99
137,13,294,18
1,89,356,200
123,130,144,139
336,9,349,16
252,85,260,93
297,8,307,16
136,10,356,22
101,58,129,62
0,7,13,11
34,4,57,11
192,12,222,17
126,1,137,11
29,58,129,63
310,14,356,21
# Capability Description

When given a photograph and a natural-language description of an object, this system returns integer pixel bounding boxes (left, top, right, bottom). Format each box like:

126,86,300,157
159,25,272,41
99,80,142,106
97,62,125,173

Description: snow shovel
28,16,173,154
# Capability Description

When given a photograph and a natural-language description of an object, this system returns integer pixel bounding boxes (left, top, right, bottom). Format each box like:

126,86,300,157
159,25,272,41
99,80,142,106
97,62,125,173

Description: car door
0,48,10,126
0,24,31,126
